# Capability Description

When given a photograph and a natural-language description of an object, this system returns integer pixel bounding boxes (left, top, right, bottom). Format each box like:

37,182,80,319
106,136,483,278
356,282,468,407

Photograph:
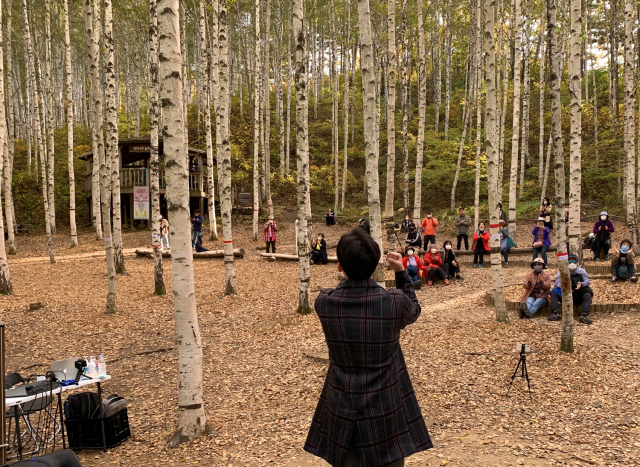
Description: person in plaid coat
304,228,432,467
264,215,278,253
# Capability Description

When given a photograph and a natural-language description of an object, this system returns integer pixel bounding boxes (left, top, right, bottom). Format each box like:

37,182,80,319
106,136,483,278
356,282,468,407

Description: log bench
135,248,245,258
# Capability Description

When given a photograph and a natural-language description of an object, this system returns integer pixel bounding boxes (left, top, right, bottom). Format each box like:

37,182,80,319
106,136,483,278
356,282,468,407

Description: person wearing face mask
404,223,422,248
402,246,425,289
454,207,472,250
310,233,328,265
472,223,490,268
442,240,463,280
423,244,449,286
539,197,554,230
518,258,552,318
548,254,593,324
325,208,336,226
421,210,438,251
610,239,637,282
499,220,515,268
532,217,552,264
264,215,278,253
593,211,615,261
401,214,412,232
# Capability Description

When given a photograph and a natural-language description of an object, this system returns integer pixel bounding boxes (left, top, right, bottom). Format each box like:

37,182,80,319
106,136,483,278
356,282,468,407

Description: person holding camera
593,211,615,261
402,246,424,289
404,223,422,249
519,258,552,318
264,215,278,253
310,233,328,265
472,222,490,268
548,254,593,324
540,197,553,230
610,239,637,282
454,207,471,250
423,244,449,286
304,229,433,466
531,217,551,264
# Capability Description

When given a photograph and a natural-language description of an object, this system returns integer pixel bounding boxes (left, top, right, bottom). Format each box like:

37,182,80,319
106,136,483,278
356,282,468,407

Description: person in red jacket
420,210,438,251
472,222,490,268
402,246,425,289
423,244,449,286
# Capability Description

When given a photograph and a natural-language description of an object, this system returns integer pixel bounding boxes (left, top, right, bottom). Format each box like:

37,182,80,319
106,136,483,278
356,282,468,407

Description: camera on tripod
514,343,531,354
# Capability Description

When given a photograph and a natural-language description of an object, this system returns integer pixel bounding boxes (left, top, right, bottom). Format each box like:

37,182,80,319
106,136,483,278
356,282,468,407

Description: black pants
457,234,469,250
550,289,593,315
594,238,610,259
310,250,326,264
473,244,487,265
424,235,436,250
265,241,276,253
444,262,460,278
428,267,446,281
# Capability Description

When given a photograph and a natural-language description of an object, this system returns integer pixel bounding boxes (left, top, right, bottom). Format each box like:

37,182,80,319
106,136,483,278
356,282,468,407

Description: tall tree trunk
342,0,351,211
293,0,311,314
24,0,55,264
44,0,56,233
538,30,546,184
286,22,292,174
444,11,452,141
158,0,210,446
384,0,396,219
401,0,409,213
473,0,482,227
508,0,522,243
623,0,638,244
547,0,573,353
63,0,77,248
149,0,165,295
498,4,511,200
331,0,339,213
412,0,426,224
277,3,285,177
264,0,274,218
434,31,441,133
4,0,15,253
484,0,508,323
252,0,261,242
518,0,531,200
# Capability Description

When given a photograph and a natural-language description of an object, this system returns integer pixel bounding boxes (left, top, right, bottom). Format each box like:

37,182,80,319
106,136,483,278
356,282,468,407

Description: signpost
134,186,149,220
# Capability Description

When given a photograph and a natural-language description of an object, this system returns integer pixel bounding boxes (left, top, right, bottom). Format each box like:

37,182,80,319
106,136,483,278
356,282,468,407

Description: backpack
4,449,82,467
64,392,101,420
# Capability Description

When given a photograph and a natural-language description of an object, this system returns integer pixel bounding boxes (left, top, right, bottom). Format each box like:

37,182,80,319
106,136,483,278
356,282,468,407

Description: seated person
402,246,424,289
325,208,336,226
401,214,412,232
519,258,552,318
531,217,551,264
404,223,422,248
583,232,596,258
548,254,593,325
611,239,637,282
423,244,450,286
442,240,463,280
310,233,328,265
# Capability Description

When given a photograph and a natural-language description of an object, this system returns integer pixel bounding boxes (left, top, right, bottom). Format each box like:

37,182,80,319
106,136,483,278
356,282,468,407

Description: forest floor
1,219,638,467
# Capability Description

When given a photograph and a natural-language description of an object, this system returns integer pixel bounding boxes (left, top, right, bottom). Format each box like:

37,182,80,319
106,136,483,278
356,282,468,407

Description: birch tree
44,0,56,233
538,31,546,185
264,0,274,218
413,0,426,224
444,11,452,141
150,0,165,295
63,0,78,248
473,0,482,227
217,0,237,296
518,0,531,200
384,0,397,220
158,0,210,445
293,0,312,314
623,0,638,244
508,0,522,242
401,0,409,212
485,0,508,323
252,0,261,242
341,0,351,211
3,0,15,254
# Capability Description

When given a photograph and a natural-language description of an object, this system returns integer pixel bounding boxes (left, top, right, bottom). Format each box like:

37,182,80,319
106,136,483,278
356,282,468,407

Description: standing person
472,222,490,268
325,208,336,226
519,258,552,318
454,207,471,250
442,240,463,280
499,220,513,267
548,254,594,325
304,229,433,466
402,246,424,289
610,239,638,282
421,210,438,251
404,223,422,248
310,233,328,265
593,211,615,262
497,202,505,222
190,209,203,249
159,214,170,250
532,217,552,264
401,213,412,232
540,197,554,230
423,244,449,286
359,218,371,234
264,215,278,253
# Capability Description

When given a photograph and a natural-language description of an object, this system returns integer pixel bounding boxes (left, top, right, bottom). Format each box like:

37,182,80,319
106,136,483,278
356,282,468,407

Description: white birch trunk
264,0,274,218
474,0,482,227
434,34,441,133
44,0,56,233
444,15,452,141
158,0,209,445
342,0,351,211
401,0,409,212
252,0,261,242
63,0,77,248
384,0,397,220
412,0,426,224
4,0,15,252
331,0,339,213
623,0,638,244
538,32,546,184
508,0,522,243
286,23,292,174
518,1,531,200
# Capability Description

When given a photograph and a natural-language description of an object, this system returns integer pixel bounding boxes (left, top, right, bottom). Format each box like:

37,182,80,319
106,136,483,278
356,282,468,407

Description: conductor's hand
387,252,405,272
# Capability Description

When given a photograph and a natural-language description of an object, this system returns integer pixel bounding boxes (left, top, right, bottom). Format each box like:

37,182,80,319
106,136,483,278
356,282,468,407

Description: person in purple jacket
593,211,615,262
532,217,552,264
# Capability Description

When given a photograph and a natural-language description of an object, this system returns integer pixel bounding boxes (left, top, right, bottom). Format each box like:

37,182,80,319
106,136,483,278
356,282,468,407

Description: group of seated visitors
401,242,463,289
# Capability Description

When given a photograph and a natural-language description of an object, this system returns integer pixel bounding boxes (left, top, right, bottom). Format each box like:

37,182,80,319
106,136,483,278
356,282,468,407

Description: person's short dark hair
194,209,200,214
427,210,432,214
318,233,325,238
459,207,464,212
337,228,380,280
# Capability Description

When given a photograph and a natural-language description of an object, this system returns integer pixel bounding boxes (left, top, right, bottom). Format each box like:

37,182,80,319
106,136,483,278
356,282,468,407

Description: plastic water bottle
98,355,107,376
88,356,98,376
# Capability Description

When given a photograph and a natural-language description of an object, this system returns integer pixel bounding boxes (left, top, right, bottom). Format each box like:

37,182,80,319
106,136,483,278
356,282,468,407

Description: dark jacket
360,220,371,235
191,214,203,233
404,230,422,247
311,239,328,264
325,212,336,226
401,218,412,232
593,219,615,240
304,271,432,466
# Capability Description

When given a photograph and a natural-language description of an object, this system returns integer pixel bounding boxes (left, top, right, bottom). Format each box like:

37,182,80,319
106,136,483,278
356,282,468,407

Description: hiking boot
519,302,528,319
611,276,618,283
413,280,422,290
547,312,561,321
579,314,593,325
456,275,464,280
504,262,509,268
631,276,638,283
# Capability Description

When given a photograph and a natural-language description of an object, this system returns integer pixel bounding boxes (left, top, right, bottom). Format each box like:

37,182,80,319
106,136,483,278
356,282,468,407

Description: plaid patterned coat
304,271,432,466
263,222,278,242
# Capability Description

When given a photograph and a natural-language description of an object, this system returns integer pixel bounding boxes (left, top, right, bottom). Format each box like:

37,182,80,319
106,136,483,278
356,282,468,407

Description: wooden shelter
79,138,214,226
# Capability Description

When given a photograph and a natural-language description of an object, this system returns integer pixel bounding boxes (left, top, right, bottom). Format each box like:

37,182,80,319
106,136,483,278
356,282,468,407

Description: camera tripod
506,349,533,401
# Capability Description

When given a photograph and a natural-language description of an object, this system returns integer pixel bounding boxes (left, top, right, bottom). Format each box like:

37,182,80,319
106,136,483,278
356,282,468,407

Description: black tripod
506,349,533,401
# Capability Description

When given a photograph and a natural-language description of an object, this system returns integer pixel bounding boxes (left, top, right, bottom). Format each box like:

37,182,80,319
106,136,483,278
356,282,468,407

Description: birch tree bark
217,0,237,296
473,0,482,227
444,11,452,141
434,33,442,133
623,0,638,244
44,0,56,233
4,0,15,252
412,0,426,224
63,0,78,248
149,0,165,295
264,0,274,218
286,23,292,173
252,0,261,242
401,0,409,212
293,0,311,314
341,0,351,211
518,0,531,200
547,0,573,352
158,0,210,445
485,0,508,323
180,2,188,170
538,33,546,184
330,0,339,213
508,0,522,243
384,0,397,221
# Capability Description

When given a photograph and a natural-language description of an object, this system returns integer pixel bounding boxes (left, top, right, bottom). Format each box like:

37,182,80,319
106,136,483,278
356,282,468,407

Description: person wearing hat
420,210,438,251
531,217,552,264
264,215,278,253
359,218,371,235
402,246,425,288
423,243,449,286
404,222,422,248
519,258,552,318
454,207,472,250
593,211,615,261
548,254,593,324
610,239,637,282
498,220,513,268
